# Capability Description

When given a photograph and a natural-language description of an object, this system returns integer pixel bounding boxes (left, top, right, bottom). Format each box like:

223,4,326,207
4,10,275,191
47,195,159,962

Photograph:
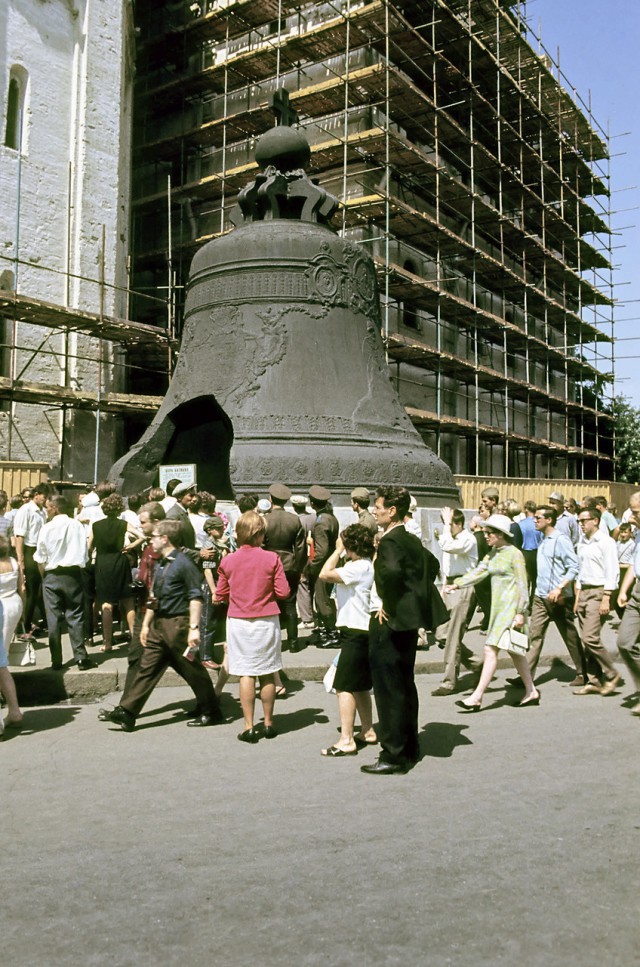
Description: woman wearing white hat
453,514,540,710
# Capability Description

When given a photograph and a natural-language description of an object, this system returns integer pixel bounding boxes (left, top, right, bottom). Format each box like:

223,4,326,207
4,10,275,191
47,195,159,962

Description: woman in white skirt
215,511,290,744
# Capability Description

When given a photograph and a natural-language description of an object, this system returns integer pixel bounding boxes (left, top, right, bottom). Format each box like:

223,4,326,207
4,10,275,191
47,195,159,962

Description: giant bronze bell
110,113,458,503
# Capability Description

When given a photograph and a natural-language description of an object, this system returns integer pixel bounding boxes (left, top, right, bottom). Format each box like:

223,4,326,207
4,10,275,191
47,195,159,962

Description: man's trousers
42,567,88,665
121,614,220,719
526,595,586,678
617,581,640,691
369,619,419,767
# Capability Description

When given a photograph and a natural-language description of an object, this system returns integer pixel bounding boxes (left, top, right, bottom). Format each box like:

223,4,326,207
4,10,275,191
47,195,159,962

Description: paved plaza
3,642,639,967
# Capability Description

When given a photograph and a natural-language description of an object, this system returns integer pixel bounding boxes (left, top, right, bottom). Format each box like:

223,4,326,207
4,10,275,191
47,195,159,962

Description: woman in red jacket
215,511,290,743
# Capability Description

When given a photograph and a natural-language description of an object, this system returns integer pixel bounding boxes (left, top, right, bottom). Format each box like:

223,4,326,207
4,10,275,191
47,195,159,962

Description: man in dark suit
307,485,339,648
362,485,427,776
166,481,197,549
263,482,307,652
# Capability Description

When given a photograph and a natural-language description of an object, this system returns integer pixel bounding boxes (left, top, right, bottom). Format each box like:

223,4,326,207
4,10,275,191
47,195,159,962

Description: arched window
4,66,28,151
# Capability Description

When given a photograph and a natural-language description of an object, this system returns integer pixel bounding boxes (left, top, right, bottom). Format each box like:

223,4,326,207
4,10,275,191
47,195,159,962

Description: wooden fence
0,462,50,497
454,476,639,514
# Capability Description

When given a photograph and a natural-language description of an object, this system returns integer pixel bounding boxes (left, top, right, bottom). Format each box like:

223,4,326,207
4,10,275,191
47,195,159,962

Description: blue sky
530,0,640,408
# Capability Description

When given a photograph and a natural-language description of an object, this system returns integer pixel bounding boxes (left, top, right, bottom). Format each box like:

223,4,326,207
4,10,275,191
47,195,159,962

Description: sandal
99,646,113,653
321,745,357,757
275,685,287,698
202,660,221,669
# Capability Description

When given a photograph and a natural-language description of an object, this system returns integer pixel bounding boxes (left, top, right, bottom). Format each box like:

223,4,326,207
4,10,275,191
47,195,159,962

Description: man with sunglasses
615,492,640,714
573,508,621,695
508,505,585,690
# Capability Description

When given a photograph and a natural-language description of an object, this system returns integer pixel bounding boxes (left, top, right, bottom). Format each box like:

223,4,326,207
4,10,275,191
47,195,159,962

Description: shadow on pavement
1,705,82,740
418,721,472,759
273,707,330,735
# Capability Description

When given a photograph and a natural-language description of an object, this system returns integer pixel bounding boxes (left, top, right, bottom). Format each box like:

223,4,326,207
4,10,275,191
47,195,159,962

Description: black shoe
76,658,96,671
260,725,278,739
306,629,324,647
107,706,136,732
51,662,64,671
360,759,409,776
237,728,259,744
187,713,225,728
289,640,303,653
318,631,340,649
455,699,481,713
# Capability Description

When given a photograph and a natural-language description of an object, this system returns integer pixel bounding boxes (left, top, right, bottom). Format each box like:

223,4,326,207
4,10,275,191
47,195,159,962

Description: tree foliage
614,396,640,484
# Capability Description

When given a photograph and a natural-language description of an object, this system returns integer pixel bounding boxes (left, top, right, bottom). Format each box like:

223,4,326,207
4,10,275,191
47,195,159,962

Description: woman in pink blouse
215,511,290,743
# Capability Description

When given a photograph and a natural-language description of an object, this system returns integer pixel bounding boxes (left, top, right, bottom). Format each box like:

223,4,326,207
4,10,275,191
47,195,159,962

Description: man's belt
580,584,604,590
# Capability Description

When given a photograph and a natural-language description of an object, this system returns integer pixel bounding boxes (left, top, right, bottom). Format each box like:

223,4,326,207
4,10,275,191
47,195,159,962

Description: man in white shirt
431,507,480,696
616,492,640,715
13,484,48,636
573,507,621,695
34,495,93,670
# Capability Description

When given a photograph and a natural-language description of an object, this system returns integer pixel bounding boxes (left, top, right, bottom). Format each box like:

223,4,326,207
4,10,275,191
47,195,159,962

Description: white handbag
498,626,529,657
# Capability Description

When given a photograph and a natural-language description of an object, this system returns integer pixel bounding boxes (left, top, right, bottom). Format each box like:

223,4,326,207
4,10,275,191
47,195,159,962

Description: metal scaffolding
1,0,616,482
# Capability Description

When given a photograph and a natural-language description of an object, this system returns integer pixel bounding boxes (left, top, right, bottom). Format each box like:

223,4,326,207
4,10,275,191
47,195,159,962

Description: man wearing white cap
166,481,197,549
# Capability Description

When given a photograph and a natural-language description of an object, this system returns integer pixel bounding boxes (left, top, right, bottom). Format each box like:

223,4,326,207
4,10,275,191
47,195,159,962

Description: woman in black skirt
318,524,377,757
89,494,141,652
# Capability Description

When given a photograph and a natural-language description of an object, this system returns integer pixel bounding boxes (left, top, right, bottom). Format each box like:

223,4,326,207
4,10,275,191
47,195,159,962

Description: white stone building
0,0,134,480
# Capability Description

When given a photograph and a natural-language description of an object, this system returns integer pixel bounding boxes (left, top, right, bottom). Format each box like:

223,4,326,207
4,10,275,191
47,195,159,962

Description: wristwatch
189,623,199,629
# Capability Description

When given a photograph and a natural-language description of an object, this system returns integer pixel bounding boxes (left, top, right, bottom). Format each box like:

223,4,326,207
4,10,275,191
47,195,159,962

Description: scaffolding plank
0,377,163,415
0,291,177,351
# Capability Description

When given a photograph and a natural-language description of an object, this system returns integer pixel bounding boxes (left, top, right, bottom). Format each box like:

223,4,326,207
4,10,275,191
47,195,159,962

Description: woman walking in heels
453,515,540,711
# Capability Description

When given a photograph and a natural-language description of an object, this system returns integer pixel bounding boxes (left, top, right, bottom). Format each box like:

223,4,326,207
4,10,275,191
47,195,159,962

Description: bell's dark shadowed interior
162,397,233,498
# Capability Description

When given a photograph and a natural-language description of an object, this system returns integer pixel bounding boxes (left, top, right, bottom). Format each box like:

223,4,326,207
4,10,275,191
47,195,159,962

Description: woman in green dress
453,514,540,711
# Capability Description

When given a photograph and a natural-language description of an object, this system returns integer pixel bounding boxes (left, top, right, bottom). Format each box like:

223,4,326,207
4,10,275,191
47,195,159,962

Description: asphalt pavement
3,655,639,967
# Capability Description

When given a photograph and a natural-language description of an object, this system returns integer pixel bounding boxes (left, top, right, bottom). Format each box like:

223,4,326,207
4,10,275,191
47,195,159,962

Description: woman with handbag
453,514,540,711
317,524,377,757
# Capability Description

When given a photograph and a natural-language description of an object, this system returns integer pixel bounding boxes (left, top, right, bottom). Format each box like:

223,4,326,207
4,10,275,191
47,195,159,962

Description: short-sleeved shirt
335,558,374,631
13,500,47,546
152,550,204,617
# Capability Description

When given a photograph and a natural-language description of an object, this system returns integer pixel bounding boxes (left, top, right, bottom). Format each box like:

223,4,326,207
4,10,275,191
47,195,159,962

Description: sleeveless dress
93,517,132,605
0,559,23,666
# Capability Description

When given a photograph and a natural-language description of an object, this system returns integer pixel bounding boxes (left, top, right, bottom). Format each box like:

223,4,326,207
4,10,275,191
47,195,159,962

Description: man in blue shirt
616,492,640,715
518,500,543,609
508,504,586,689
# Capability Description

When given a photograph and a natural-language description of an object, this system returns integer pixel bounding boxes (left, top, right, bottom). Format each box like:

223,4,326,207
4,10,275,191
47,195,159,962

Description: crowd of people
0,477,638,766
431,486,640,719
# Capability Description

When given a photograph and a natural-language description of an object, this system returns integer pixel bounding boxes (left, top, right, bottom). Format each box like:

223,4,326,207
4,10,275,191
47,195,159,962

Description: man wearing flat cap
263,483,307,652
351,487,378,537
166,481,197,549
307,485,339,647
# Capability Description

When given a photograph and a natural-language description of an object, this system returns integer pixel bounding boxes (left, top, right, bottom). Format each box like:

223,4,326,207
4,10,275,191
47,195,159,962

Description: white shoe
20,643,33,667
28,642,36,665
